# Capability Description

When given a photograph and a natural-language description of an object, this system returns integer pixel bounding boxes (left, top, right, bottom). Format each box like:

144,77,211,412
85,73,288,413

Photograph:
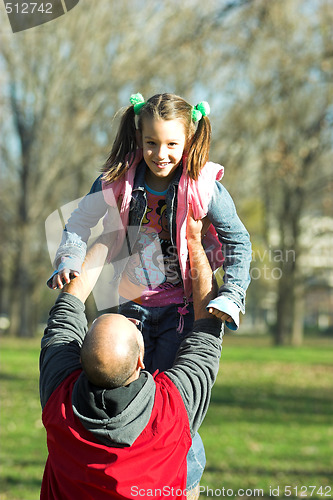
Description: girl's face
140,118,187,190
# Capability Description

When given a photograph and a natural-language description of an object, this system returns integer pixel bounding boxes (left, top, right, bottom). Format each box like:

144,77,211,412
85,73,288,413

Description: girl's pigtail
101,106,137,184
186,115,211,180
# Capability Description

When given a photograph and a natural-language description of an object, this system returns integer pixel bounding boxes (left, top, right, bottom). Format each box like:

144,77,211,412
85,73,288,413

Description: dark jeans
118,299,206,489
119,298,194,372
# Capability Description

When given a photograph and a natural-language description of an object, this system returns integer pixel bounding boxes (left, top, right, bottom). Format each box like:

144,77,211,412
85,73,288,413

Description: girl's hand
52,269,80,290
208,307,232,323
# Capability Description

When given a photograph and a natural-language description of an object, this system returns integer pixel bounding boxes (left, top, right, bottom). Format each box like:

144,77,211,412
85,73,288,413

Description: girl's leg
118,299,155,371
146,306,206,491
119,299,205,493
119,299,194,373
186,433,206,492
145,302,194,373
187,485,200,500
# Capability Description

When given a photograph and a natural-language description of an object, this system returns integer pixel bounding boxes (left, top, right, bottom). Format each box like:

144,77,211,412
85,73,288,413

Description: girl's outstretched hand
51,269,80,290
208,307,232,323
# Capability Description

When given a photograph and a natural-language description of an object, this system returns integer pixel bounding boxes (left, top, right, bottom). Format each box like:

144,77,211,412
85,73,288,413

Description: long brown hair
101,93,211,183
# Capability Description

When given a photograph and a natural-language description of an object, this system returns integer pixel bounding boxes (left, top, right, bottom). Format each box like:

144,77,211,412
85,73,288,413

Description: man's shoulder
153,372,190,422
42,369,82,415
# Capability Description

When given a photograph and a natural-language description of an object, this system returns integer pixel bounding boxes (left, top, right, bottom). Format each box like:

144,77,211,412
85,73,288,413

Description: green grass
0,338,47,500
200,335,333,499
0,335,332,500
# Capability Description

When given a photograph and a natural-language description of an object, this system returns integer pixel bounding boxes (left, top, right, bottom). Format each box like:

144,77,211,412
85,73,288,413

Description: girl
48,92,252,372
47,93,252,493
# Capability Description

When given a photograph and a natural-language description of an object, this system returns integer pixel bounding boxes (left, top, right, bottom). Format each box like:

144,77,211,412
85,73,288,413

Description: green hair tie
192,108,202,122
192,101,211,122
130,93,146,115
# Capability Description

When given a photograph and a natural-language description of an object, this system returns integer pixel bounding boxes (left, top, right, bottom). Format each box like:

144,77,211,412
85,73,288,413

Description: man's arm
186,212,218,321
61,238,110,302
49,176,108,289
40,238,110,409
166,209,223,437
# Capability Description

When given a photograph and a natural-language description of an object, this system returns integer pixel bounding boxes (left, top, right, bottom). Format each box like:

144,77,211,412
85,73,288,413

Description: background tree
0,0,246,336
207,0,333,344
0,0,331,342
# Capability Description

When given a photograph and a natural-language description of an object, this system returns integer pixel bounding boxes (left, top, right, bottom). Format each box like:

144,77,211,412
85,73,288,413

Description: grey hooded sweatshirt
39,293,223,447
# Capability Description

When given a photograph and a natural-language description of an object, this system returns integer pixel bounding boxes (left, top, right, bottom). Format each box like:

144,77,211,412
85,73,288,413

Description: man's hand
62,237,109,304
186,212,211,242
52,270,80,290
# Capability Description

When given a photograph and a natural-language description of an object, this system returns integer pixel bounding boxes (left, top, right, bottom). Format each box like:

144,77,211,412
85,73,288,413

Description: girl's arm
47,176,109,289
207,181,252,330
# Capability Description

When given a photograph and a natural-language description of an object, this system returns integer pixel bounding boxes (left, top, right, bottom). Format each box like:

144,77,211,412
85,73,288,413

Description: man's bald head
80,314,144,389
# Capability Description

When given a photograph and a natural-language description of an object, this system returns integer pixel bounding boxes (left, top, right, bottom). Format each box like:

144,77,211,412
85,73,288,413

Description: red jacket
41,369,192,500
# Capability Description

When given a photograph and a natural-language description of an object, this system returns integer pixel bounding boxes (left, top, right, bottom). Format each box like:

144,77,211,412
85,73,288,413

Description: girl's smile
139,118,187,191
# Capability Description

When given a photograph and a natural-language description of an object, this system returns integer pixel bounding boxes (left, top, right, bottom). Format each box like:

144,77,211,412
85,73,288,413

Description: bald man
39,212,223,500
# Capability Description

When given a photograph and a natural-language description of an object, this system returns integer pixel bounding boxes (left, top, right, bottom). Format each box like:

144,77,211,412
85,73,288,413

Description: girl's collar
144,183,168,196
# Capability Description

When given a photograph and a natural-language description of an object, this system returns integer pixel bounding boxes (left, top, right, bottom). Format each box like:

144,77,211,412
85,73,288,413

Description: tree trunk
274,261,294,345
8,222,35,337
291,282,305,346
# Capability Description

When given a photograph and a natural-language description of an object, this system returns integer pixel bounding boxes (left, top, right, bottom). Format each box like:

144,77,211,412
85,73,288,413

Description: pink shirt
119,185,184,306
102,149,224,300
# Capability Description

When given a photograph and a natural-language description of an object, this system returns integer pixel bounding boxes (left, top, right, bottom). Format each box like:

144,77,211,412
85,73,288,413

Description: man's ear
137,353,145,370
136,129,143,148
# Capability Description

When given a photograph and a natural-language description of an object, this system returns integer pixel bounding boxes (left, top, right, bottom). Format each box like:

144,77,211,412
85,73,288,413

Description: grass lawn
1,334,332,500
